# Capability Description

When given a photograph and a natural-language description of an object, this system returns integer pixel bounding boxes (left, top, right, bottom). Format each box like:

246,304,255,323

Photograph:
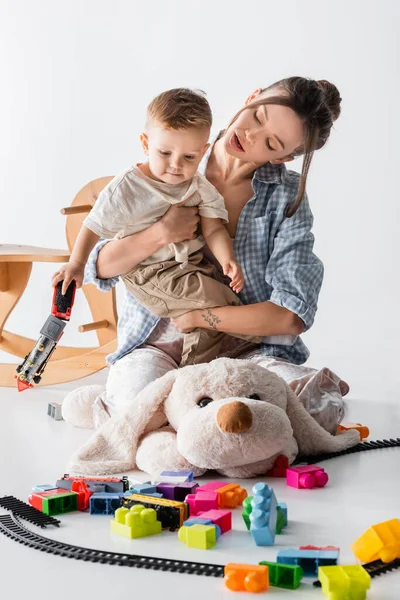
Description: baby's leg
238,349,348,435
62,345,178,429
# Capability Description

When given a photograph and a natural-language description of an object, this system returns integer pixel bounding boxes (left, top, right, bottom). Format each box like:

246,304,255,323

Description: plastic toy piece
71,480,92,511
28,489,78,516
122,493,188,531
161,470,194,481
183,518,222,538
47,402,63,420
266,455,290,477
318,565,371,600
111,505,162,539
249,482,278,546
338,422,370,440
31,484,57,493
15,280,76,391
351,518,400,563
224,563,269,593
57,474,129,493
178,524,217,549
196,481,247,508
185,491,219,515
277,549,339,576
90,493,125,515
130,483,157,495
300,545,339,551
0,495,61,527
276,505,287,534
156,481,198,502
259,561,303,589
286,465,329,489
196,509,232,534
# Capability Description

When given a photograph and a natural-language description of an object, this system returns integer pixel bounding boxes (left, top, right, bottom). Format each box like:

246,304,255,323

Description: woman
62,76,348,434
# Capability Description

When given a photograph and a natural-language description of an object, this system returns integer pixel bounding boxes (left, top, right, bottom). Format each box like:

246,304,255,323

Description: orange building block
337,422,369,440
224,563,269,593
351,518,400,563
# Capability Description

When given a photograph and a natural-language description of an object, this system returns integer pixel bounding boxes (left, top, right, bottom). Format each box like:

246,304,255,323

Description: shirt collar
199,130,284,184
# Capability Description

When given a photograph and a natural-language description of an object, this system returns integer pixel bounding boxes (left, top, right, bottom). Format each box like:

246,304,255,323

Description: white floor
1,370,400,600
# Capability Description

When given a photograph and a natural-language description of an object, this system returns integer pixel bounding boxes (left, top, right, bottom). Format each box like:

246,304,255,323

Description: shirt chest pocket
248,212,277,258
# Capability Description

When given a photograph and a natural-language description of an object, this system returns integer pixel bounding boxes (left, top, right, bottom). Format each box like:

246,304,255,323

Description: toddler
52,88,261,365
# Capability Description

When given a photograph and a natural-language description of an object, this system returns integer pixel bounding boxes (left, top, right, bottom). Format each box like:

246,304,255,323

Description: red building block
71,480,92,511
266,455,289,477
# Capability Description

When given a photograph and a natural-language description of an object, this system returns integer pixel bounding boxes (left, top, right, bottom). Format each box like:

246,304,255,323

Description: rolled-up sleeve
265,193,324,331
83,239,120,291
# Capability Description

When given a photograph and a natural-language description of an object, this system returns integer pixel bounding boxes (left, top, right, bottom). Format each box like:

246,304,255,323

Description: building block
337,422,369,440
178,524,217,549
111,505,162,539
276,505,287,534
266,455,290,477
28,488,78,516
129,483,158,495
259,561,303,589
152,473,192,484
196,509,232,534
300,545,339,551
90,493,126,515
47,402,63,420
249,483,278,546
242,496,252,530
156,483,177,501
57,475,129,494
185,491,219,515
351,518,400,563
183,517,222,538
286,465,328,489
224,563,269,593
196,481,247,508
122,493,188,530
173,482,199,502
71,480,92,511
277,549,339,576
161,470,194,481
318,565,371,600
31,484,57,493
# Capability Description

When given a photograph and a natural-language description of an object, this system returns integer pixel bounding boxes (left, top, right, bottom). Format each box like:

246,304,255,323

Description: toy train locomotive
15,280,76,391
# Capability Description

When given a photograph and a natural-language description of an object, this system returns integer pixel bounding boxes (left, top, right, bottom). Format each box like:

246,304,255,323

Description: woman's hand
159,200,200,244
223,261,245,293
171,310,199,333
51,261,85,295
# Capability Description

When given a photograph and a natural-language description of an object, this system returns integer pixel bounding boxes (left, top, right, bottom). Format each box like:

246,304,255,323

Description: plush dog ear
67,370,178,475
285,385,360,456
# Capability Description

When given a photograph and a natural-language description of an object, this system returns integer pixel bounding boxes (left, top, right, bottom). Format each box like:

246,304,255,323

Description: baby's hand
51,261,85,295
223,261,244,293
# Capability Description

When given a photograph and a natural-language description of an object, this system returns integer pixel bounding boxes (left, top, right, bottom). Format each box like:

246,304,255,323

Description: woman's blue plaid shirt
84,141,324,366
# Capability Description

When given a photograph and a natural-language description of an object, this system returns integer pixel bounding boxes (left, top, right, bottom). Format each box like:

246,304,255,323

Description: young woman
62,76,347,435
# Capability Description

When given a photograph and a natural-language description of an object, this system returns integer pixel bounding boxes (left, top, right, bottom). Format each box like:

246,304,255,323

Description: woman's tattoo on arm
202,309,221,330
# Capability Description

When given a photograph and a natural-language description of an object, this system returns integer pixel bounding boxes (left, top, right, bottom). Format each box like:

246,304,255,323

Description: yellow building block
110,504,162,539
351,518,400,563
178,524,217,549
318,565,371,600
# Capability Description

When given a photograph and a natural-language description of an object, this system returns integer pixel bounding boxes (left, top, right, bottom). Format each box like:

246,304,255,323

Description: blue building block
183,517,221,538
32,484,58,493
278,502,287,524
129,483,158,495
161,470,194,481
89,493,125,515
249,482,278,546
277,549,339,576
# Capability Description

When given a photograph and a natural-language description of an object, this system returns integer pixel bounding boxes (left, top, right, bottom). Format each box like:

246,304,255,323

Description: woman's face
223,90,305,165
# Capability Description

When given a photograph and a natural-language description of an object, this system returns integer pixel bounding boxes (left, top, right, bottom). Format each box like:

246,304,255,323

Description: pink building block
286,465,328,489
185,491,219,515
196,509,232,534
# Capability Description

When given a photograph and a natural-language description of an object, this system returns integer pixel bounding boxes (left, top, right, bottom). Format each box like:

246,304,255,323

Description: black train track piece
313,557,400,587
0,513,225,577
0,496,61,528
295,437,400,465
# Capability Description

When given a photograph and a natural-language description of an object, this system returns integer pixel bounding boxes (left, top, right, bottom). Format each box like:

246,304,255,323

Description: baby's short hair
146,88,212,130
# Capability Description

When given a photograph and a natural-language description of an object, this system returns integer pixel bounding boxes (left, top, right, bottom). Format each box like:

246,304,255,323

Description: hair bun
317,80,342,121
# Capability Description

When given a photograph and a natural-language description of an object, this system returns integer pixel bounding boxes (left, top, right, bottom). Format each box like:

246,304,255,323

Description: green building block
259,561,303,589
242,495,253,530
42,492,78,515
276,505,287,534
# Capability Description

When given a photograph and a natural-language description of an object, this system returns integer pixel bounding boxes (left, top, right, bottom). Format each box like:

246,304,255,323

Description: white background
1,0,399,399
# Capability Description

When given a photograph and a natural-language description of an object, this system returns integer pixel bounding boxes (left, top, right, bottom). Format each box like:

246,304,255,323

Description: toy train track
0,513,225,577
295,438,400,465
0,496,61,528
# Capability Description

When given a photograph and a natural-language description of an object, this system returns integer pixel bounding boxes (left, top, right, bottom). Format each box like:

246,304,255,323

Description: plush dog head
68,358,360,477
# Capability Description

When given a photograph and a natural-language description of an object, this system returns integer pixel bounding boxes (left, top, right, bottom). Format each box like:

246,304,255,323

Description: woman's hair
230,77,342,217
147,88,212,131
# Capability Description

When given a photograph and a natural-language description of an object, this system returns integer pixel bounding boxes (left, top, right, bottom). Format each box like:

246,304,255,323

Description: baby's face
142,124,210,184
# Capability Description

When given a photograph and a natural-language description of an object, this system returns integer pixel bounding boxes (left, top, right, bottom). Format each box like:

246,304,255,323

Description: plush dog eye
197,397,213,408
248,393,261,400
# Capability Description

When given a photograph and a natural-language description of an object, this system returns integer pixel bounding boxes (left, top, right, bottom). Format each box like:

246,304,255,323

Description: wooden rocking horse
0,177,118,388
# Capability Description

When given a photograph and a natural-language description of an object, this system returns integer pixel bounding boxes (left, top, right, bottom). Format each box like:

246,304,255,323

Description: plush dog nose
217,401,252,434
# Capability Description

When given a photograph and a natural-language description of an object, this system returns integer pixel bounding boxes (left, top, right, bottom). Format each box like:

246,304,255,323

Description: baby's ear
140,132,149,155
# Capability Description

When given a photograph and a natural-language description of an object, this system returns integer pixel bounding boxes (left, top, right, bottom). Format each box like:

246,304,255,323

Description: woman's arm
174,302,304,337
97,202,201,279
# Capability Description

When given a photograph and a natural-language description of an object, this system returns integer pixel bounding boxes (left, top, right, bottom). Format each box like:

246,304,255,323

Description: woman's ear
140,132,149,155
245,88,262,106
